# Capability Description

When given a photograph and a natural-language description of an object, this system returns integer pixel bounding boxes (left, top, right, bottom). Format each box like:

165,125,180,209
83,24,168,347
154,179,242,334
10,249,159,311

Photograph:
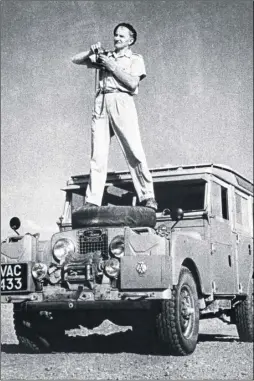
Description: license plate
1,263,28,292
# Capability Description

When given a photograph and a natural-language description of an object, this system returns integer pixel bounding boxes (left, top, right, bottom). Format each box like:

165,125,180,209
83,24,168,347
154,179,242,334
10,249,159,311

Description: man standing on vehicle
72,23,157,211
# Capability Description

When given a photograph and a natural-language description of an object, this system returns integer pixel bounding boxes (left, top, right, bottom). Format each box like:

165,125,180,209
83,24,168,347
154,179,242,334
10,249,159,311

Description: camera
94,47,107,64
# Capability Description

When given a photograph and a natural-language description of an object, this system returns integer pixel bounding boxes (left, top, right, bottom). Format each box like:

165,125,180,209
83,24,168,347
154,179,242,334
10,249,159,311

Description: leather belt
97,88,131,95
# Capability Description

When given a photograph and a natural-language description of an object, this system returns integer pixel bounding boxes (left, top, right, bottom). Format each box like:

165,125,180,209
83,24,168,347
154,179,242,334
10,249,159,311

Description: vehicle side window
211,182,229,220
63,193,72,223
235,192,250,230
221,186,229,220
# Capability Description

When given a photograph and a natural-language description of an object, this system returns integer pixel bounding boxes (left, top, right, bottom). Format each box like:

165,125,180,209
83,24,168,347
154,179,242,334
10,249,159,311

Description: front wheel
156,267,199,355
13,308,66,353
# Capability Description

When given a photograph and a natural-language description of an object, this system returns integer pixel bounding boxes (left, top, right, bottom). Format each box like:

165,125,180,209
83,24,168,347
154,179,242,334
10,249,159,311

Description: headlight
53,238,75,262
104,258,120,278
110,235,124,258
32,263,48,280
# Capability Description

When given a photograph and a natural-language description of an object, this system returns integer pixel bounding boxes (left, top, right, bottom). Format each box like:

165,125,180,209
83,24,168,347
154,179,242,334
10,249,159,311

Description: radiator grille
78,229,108,258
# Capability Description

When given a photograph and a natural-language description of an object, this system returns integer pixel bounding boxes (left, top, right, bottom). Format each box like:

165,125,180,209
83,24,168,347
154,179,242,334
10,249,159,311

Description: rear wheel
235,278,253,342
156,267,199,355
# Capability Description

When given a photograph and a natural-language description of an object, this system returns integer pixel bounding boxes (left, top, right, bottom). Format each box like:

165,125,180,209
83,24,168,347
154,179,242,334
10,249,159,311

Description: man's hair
113,23,137,46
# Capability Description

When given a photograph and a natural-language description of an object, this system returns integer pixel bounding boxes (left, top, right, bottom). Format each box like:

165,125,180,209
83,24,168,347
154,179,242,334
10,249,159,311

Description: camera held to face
95,47,107,64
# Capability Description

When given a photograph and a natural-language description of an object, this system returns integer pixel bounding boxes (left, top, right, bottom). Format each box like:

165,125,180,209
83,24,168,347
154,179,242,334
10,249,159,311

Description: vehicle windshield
71,180,206,213
71,185,136,211
154,180,206,213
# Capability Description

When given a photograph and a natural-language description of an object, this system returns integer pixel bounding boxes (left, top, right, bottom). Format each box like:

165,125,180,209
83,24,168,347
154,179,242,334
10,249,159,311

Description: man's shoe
144,198,158,211
84,202,99,208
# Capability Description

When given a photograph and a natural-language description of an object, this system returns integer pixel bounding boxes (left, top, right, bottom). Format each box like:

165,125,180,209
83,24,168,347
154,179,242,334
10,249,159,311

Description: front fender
121,227,170,289
1,234,37,263
171,233,211,295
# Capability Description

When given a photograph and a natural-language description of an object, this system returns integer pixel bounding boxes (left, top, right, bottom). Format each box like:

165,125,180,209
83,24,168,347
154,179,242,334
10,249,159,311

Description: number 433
1,278,22,291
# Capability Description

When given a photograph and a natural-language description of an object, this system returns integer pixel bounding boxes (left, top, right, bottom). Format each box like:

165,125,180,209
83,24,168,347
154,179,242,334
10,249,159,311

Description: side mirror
162,208,171,216
170,208,184,221
9,217,21,235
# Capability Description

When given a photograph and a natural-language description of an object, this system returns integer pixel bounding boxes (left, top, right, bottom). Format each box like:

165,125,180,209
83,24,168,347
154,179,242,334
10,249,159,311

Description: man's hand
90,42,102,54
97,55,117,72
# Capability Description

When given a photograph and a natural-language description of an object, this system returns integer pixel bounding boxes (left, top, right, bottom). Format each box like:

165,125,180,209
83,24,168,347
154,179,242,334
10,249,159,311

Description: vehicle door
232,189,253,294
209,180,237,294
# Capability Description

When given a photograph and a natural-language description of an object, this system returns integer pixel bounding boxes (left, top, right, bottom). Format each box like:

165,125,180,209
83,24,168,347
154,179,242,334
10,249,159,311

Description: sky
1,0,253,239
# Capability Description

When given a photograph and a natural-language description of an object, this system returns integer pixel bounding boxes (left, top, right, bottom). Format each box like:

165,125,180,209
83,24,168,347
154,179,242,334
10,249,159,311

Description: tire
72,205,156,229
235,278,253,342
156,267,199,356
14,310,48,353
13,309,65,353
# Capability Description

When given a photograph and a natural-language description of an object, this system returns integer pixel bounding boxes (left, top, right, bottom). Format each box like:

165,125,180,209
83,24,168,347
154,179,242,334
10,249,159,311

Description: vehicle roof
64,163,253,195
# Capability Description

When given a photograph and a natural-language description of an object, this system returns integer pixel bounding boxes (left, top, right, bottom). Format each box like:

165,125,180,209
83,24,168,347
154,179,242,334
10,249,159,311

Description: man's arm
71,42,102,65
71,49,92,64
97,55,140,92
112,67,140,92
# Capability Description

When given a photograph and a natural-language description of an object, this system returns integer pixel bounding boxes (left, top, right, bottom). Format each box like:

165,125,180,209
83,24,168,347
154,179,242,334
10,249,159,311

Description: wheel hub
180,287,195,338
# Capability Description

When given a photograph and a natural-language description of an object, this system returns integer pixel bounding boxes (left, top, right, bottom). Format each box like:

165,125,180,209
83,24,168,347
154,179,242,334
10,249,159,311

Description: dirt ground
1,304,253,380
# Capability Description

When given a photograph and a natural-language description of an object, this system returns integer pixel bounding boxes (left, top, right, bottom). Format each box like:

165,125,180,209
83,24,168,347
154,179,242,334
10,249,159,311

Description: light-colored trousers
85,92,155,206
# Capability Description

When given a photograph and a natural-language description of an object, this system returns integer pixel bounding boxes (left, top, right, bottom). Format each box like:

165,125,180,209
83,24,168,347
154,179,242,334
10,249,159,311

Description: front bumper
1,284,171,310
13,299,154,311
